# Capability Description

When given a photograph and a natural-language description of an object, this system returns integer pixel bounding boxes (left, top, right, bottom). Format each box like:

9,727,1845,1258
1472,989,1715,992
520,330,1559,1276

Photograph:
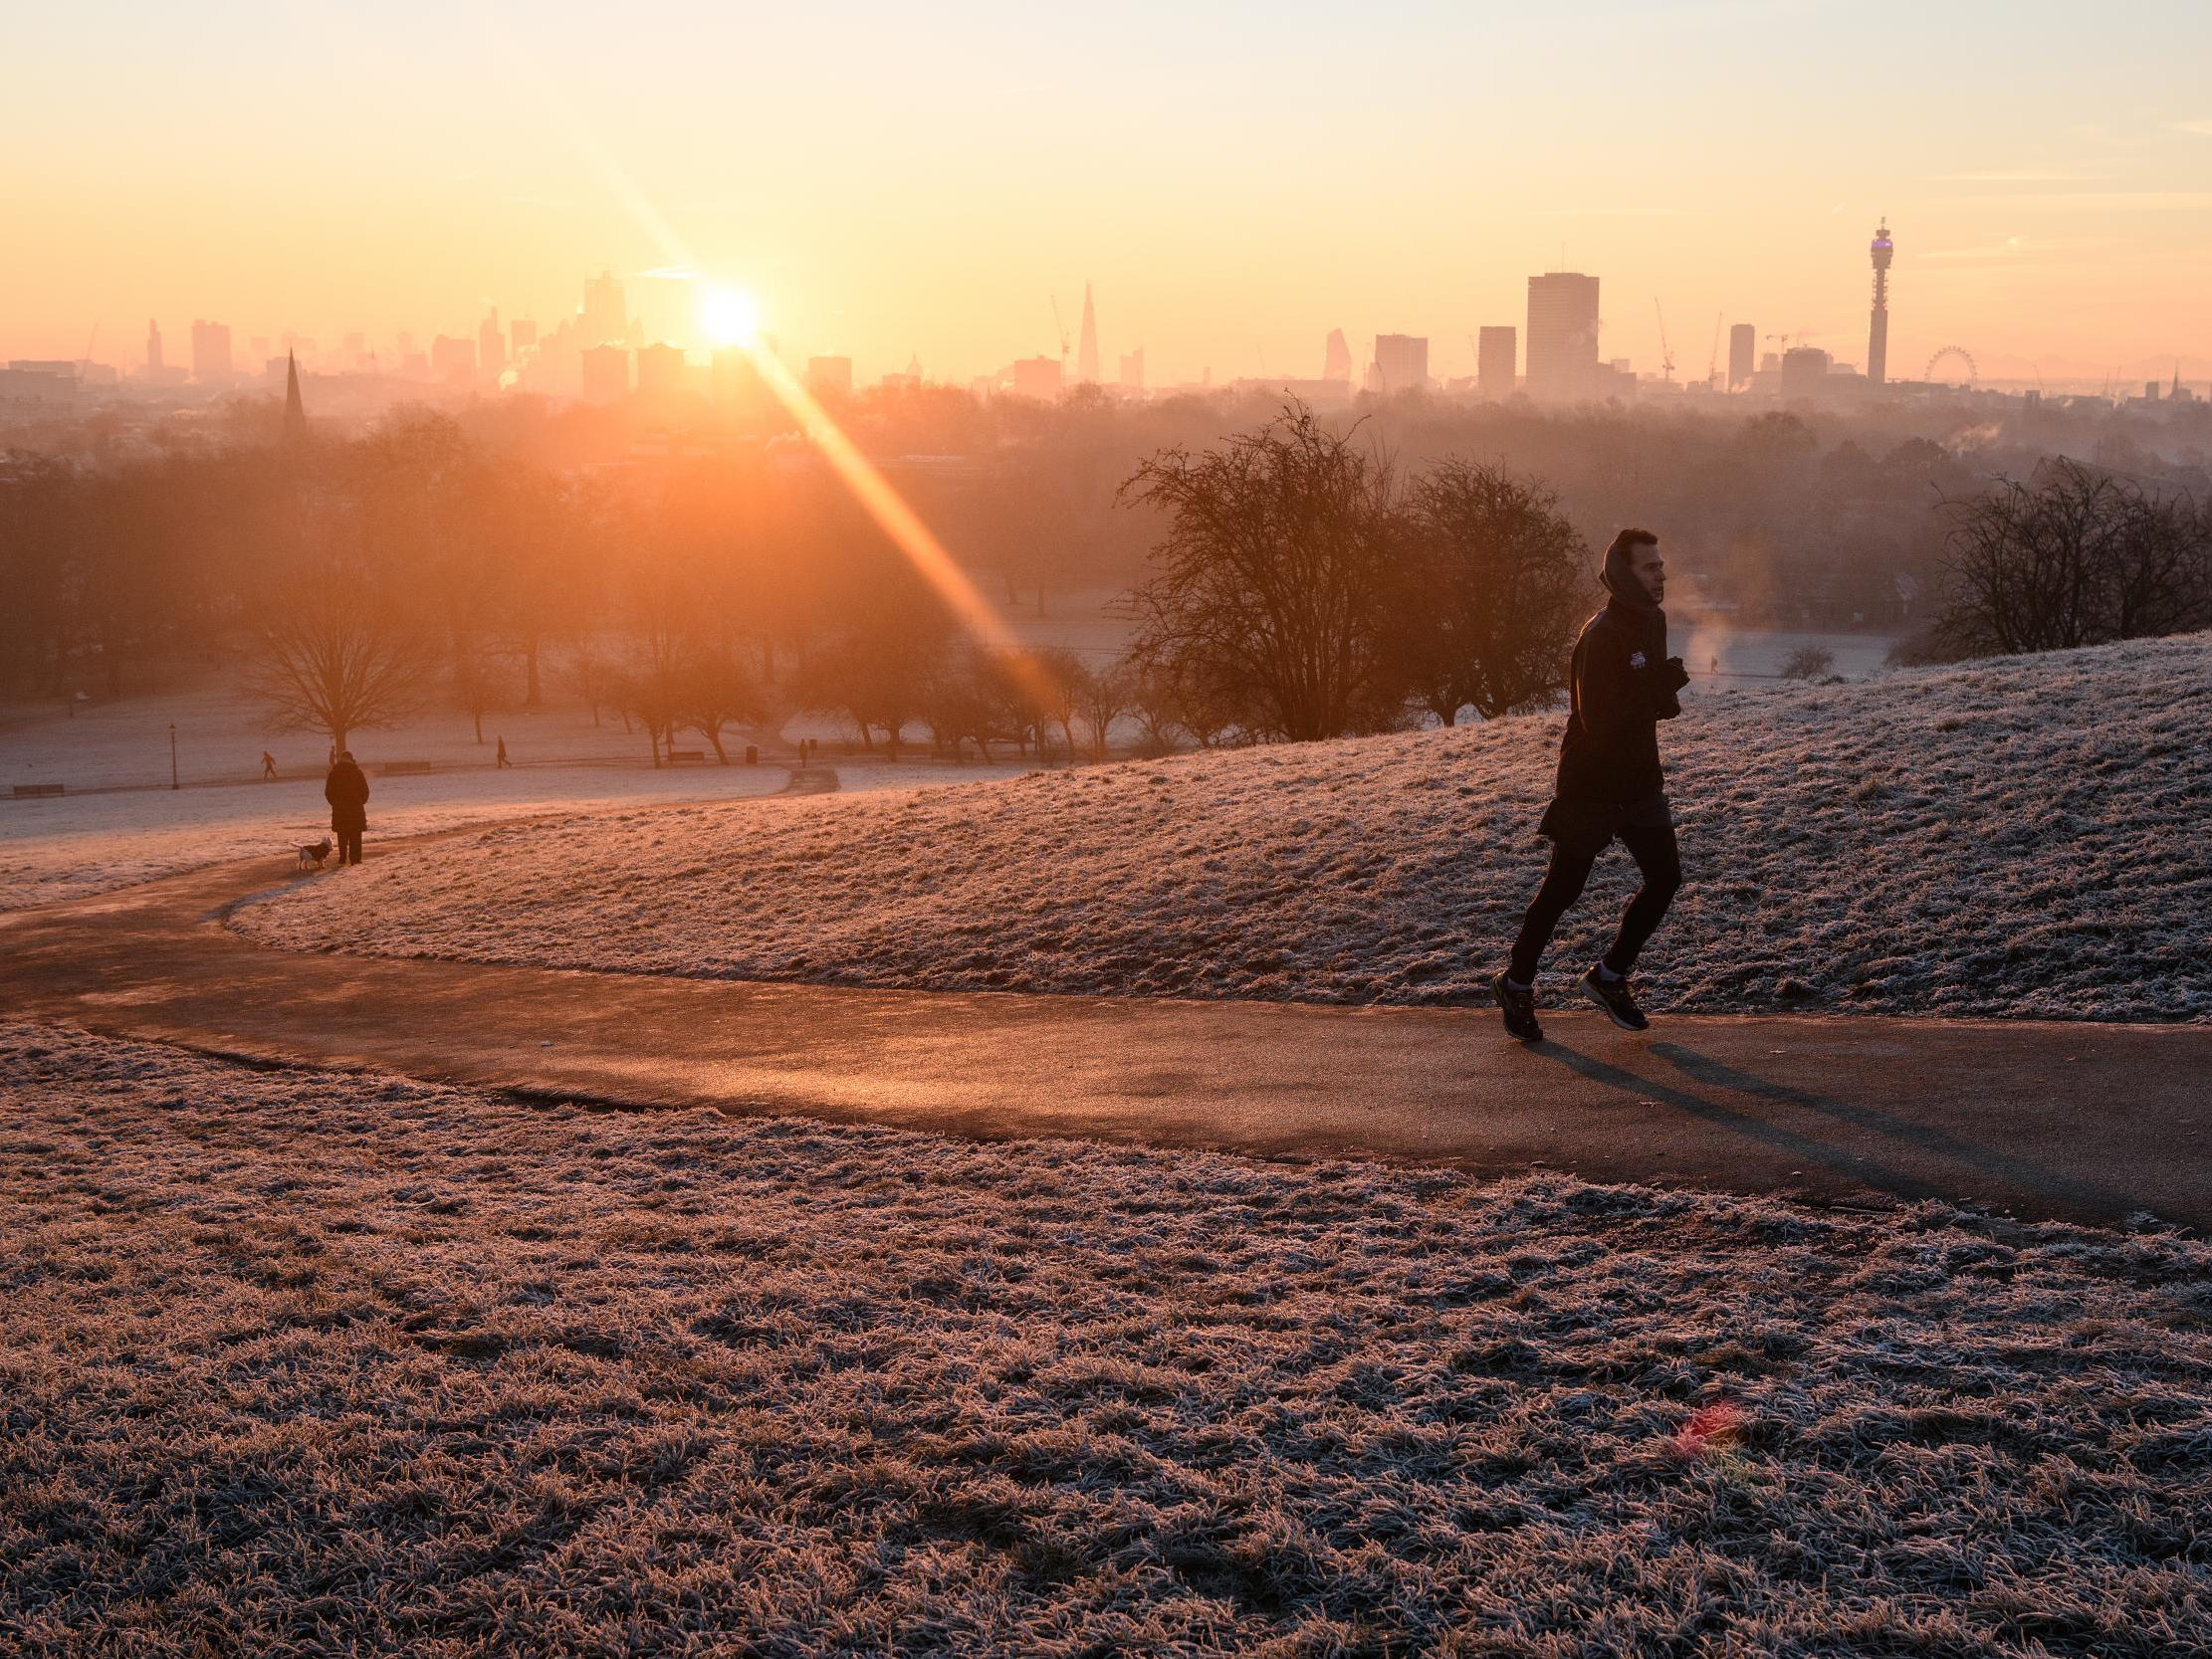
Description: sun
700,287,760,348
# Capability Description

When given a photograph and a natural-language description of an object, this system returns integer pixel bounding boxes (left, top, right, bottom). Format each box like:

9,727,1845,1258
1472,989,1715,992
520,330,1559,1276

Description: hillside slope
234,635,2212,1023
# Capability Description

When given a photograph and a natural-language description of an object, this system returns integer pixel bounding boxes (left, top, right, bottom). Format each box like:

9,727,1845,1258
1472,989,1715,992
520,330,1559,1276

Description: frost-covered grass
236,634,2212,1023
4,1020,2207,1656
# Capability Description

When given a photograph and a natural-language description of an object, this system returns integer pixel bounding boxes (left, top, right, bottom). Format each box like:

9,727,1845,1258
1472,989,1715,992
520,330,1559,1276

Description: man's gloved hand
1660,656,1691,693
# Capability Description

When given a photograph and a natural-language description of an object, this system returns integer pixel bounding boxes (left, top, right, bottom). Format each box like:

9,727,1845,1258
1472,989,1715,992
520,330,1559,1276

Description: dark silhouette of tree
239,588,434,754
1385,460,1585,725
1071,657,1134,760
1936,461,2211,656
679,648,766,763
1121,403,1401,742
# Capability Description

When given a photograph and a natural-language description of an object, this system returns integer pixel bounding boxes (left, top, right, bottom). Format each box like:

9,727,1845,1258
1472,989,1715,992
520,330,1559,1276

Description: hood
1601,538,1660,614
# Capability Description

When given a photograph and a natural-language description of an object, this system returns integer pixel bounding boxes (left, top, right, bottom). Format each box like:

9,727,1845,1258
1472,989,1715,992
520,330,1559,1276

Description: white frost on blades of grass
5,1019,2210,1656
233,633,2212,1024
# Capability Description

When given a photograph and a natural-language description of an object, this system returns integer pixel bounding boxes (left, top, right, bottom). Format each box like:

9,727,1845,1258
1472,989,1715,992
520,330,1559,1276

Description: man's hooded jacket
1538,540,1684,842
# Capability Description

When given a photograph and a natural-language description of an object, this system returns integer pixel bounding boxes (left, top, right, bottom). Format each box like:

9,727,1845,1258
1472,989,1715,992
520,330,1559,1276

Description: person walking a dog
1492,528,1689,1041
325,749,370,867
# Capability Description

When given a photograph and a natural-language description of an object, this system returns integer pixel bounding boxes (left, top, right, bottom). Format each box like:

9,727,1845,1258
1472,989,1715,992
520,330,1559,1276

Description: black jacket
1541,599,1682,836
325,759,370,832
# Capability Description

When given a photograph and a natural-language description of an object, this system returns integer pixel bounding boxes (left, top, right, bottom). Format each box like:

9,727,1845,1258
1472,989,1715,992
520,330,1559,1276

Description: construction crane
1653,301,1674,383
1049,296,1070,371
1706,312,1723,388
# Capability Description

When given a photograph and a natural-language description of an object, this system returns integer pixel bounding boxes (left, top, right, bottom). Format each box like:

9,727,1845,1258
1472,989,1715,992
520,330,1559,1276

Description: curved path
4,832,2208,1231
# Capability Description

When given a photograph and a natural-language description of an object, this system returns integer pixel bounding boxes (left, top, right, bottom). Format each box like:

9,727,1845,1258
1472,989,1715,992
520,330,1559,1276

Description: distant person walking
260,750,277,780
496,735,512,769
325,749,370,867
1494,528,1689,1040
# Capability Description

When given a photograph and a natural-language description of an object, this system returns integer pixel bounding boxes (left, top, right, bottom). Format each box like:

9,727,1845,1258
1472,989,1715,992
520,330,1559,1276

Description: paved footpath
5,843,2208,1231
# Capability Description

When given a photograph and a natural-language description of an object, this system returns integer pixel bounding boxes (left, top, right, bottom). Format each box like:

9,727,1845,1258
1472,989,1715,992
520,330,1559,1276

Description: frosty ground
5,1020,2207,1657
236,633,2212,1024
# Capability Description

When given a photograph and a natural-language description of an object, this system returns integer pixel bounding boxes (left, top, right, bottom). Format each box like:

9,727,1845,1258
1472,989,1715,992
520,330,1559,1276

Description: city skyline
7,3,2210,386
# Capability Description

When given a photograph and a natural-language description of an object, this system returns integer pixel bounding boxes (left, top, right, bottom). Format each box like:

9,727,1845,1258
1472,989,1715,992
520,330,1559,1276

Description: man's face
1631,542,1666,605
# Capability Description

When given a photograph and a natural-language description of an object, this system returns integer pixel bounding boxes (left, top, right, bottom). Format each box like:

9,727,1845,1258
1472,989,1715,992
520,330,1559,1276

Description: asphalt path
5,828,2207,1231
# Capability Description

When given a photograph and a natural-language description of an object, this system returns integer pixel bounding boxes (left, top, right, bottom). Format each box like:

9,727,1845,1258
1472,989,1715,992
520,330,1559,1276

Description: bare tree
1120,402,1401,742
1778,645,1837,681
1936,461,2212,657
240,590,434,754
680,648,766,763
1071,657,1133,761
1384,459,1585,725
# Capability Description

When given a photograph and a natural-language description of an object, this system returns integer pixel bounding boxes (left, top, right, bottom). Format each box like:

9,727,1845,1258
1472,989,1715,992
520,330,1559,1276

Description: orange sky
7,3,2209,387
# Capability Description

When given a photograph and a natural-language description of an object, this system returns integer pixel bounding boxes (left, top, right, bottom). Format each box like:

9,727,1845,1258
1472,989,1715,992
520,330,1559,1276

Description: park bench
12,782,65,798
666,748,708,764
376,759,435,776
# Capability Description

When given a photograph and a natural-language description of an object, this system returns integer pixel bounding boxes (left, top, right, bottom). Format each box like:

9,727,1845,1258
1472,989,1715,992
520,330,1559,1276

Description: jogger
1494,527,1688,1042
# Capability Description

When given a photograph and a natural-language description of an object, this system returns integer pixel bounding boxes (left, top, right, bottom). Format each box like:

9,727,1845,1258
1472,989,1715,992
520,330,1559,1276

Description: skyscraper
1076,282,1100,382
189,319,232,382
1119,346,1145,390
1867,220,1893,386
1728,322,1755,388
479,310,506,380
1372,333,1430,395
145,319,163,374
1476,325,1516,397
581,270,627,346
1525,273,1600,400
1323,328,1352,383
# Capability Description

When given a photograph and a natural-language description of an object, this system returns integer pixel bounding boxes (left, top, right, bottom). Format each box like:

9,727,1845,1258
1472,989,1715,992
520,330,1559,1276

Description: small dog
295,838,333,871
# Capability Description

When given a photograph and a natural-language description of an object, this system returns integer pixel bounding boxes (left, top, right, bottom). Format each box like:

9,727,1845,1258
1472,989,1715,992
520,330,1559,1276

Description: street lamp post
168,723,178,791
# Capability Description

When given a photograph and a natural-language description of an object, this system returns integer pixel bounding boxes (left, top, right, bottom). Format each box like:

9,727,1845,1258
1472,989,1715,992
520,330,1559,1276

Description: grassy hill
234,634,2212,1024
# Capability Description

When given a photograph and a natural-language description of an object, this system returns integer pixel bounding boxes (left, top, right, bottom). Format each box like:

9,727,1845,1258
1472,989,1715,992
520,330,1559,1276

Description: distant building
581,344,629,403
145,319,163,374
190,319,233,382
1525,272,1600,400
0,361,81,403
1476,325,1516,397
1371,333,1430,395
1011,356,1063,400
1323,328,1353,383
282,351,308,445
1867,220,1893,386
711,347,766,410
806,355,853,398
636,342,686,396
581,270,627,346
1076,283,1100,382
478,310,506,379
430,334,477,387
1119,347,1145,390
1781,345,1832,397
509,318,538,352
1728,322,1756,388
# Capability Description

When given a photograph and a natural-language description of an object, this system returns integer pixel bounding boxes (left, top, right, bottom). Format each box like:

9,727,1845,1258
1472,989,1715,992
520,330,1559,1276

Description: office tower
189,319,232,381
1729,322,1755,388
1372,333,1430,394
636,342,686,395
282,351,307,444
1011,356,1063,400
581,344,629,402
1323,328,1352,382
1867,220,1892,386
509,318,538,352
1525,272,1601,400
581,270,627,345
806,355,853,398
1781,345,1832,397
1076,283,1100,382
1119,346,1145,390
145,319,163,373
479,310,506,378
430,334,477,385
1476,325,1516,397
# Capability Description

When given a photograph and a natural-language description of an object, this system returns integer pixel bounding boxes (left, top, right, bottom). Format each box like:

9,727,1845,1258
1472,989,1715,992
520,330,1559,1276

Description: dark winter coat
325,759,370,833
1538,547,1686,844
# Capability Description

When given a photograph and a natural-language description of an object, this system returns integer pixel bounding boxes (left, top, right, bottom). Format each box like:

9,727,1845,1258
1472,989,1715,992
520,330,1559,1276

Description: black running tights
1508,823,1680,985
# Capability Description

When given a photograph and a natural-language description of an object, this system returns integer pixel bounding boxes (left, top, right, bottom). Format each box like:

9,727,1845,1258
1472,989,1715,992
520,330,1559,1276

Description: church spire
282,349,307,444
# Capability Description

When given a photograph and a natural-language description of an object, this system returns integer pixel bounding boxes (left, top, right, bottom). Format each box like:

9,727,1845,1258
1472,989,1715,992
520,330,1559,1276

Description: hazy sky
8,0,2209,385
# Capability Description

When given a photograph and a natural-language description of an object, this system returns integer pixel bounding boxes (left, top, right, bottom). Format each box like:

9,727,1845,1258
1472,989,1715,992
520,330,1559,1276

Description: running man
1493,528,1688,1041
